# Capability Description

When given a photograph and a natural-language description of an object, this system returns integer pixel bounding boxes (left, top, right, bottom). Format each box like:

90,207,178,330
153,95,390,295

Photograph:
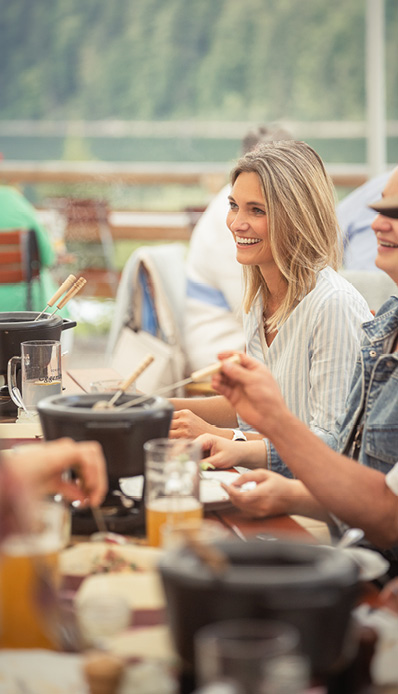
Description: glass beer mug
0,497,70,649
7,340,62,416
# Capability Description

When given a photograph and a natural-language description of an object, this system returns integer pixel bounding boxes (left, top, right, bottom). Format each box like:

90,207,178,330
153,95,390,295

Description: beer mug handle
7,355,25,410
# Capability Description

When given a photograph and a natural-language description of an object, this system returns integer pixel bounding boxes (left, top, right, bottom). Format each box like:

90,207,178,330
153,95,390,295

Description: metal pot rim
0,311,64,329
159,539,359,589
37,392,174,419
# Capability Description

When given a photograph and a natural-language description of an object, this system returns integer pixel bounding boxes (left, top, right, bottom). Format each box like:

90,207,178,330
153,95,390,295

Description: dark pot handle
61,318,77,331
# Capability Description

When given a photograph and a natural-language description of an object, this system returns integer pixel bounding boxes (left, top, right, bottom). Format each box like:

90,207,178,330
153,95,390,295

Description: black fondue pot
159,538,360,678
0,311,76,415
37,392,174,534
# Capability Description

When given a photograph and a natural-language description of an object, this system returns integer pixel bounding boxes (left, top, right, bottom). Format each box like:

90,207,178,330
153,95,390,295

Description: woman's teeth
379,241,398,248
236,236,261,245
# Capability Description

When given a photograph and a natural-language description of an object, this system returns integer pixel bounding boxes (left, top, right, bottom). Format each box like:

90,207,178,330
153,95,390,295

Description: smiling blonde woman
170,141,373,477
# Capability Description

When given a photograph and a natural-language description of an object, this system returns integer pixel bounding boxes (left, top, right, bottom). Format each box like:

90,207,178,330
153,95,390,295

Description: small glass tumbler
194,619,301,694
144,438,203,547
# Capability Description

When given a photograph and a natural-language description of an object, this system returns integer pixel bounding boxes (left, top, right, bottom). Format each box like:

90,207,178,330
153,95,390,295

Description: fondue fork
49,277,87,316
91,505,108,534
34,274,76,321
116,354,241,410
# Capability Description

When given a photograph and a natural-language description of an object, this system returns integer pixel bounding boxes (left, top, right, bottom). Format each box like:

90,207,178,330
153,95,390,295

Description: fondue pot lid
0,311,64,329
37,392,174,420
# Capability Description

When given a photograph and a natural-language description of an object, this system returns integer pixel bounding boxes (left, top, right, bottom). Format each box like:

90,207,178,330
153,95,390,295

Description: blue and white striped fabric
239,266,374,476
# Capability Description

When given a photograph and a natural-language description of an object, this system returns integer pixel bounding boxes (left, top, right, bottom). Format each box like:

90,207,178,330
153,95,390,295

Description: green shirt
0,186,67,314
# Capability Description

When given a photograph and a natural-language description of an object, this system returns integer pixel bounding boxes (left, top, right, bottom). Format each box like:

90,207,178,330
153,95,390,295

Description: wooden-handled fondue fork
34,274,76,320
34,275,87,321
117,354,241,410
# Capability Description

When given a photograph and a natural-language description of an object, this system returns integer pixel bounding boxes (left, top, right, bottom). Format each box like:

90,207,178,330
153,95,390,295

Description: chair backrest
0,228,41,309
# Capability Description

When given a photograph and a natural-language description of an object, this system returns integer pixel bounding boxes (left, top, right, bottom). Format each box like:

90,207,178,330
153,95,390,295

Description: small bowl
89,379,137,394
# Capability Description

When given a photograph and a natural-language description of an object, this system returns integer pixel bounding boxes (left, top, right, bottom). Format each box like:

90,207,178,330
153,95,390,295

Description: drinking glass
144,438,203,547
0,498,70,649
8,339,62,415
194,619,301,694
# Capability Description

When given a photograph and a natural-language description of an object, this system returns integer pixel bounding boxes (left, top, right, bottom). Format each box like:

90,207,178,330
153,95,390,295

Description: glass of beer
144,438,203,547
0,497,70,649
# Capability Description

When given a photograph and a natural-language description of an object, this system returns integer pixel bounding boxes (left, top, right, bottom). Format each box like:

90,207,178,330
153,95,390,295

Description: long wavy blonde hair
230,140,342,332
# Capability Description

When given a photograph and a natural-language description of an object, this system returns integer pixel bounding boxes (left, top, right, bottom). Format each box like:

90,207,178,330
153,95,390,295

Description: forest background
1,0,397,339
1,0,398,168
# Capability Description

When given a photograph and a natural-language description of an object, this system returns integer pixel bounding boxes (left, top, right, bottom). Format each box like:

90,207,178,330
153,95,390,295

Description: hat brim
368,196,398,219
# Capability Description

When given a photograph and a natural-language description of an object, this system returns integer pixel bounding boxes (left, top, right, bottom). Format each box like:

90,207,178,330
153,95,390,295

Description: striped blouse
239,266,373,477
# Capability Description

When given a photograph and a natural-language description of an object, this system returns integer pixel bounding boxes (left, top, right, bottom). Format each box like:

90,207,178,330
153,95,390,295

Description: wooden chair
0,228,41,310
45,197,119,298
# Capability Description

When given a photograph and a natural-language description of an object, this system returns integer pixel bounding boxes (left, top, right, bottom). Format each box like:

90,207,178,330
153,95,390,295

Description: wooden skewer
117,354,241,410
183,529,229,576
50,277,87,315
108,354,155,406
34,274,76,321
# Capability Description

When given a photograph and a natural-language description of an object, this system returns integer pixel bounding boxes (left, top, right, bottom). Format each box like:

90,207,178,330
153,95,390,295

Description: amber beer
0,499,68,649
146,497,203,548
144,438,203,548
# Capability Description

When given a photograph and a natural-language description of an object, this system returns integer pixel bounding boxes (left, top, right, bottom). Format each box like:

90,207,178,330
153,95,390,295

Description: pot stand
71,480,147,536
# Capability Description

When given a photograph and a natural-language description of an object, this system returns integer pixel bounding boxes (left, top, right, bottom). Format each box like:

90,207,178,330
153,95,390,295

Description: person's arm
170,394,236,425
213,354,398,548
169,395,265,440
169,394,238,439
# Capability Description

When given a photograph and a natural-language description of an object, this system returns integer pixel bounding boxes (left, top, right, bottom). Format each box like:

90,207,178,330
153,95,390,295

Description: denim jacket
332,295,398,564
336,295,398,474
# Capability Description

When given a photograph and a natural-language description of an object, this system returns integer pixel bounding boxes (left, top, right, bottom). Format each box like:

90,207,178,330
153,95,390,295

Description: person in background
171,141,372,481
199,166,398,561
184,125,293,373
0,438,107,542
0,185,60,312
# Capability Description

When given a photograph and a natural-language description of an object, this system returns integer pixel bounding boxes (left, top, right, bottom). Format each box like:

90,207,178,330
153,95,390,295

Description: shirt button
369,350,377,358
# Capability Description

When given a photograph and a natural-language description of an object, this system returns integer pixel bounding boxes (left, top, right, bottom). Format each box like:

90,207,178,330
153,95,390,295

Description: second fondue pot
0,311,76,416
159,538,360,678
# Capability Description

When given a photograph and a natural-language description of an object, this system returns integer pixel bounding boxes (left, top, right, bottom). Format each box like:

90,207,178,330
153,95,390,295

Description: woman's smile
235,235,262,245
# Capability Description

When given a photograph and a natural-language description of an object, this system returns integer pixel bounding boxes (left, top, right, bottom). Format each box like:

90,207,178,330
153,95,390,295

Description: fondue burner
37,391,174,536
71,483,147,536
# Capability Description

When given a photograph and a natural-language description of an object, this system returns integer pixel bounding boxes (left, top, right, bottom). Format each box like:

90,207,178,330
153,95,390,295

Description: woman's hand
169,410,234,440
221,468,299,518
213,352,289,437
196,433,250,469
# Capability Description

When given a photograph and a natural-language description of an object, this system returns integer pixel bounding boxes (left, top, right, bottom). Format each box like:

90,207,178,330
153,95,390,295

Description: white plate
60,541,164,577
323,545,390,582
119,471,239,510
